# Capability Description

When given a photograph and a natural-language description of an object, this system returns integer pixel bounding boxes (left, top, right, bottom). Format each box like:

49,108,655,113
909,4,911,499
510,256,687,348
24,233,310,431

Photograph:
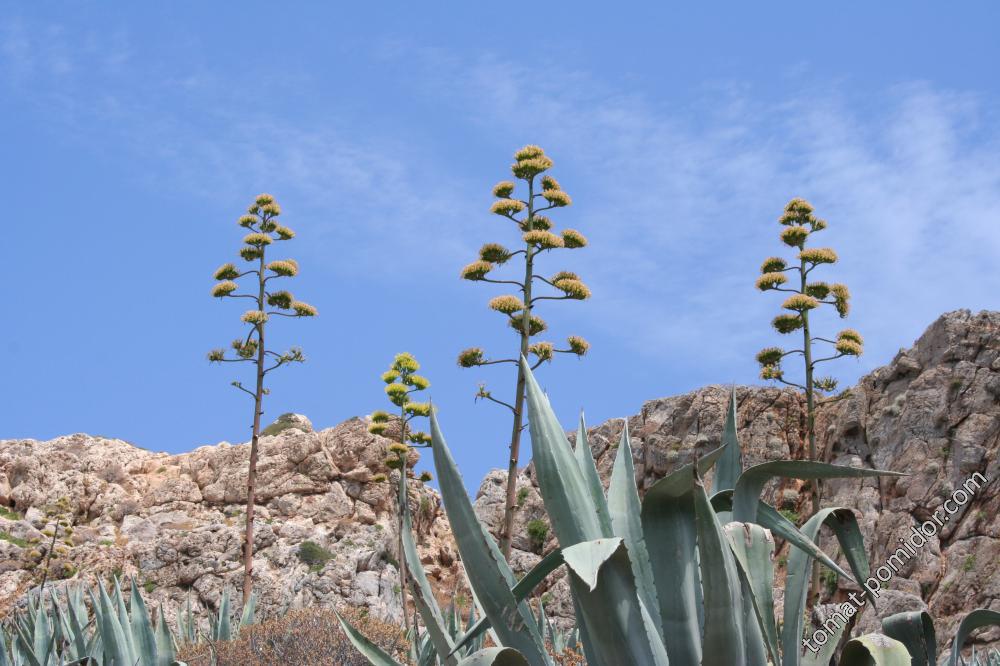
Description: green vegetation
207,193,317,606
526,519,548,553
0,531,27,547
0,506,21,520
778,508,800,525
517,486,530,508
457,145,590,559
297,540,334,571
963,554,976,572
0,579,257,664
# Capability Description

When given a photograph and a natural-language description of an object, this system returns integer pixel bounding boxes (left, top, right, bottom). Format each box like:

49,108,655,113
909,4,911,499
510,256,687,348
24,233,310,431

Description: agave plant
341,361,998,665
0,578,257,666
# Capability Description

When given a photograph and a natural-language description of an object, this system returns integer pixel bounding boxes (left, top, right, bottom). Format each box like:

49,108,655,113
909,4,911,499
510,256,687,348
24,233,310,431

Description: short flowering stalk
368,353,433,642
207,194,317,606
458,145,591,559
755,198,862,602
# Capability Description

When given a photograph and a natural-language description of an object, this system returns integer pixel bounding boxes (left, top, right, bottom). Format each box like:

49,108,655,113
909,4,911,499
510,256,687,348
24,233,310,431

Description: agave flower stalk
368,352,433,649
207,194,317,606
755,198,862,601
458,145,591,558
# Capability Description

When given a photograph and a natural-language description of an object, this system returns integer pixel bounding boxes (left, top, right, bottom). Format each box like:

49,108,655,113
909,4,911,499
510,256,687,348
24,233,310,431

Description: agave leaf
713,387,742,495
430,410,551,665
782,507,872,666
94,583,133,666
128,578,161,666
456,647,529,665
559,537,669,666
398,469,457,665
573,413,612,535
711,490,856,584
239,592,257,629
732,460,905,523
882,610,936,666
693,469,746,665
640,446,725,665
522,360,668,665
840,633,912,665
948,609,1000,666
13,621,42,666
724,522,779,665
155,605,176,666
214,587,232,642
112,576,137,660
335,609,404,666
800,616,850,666
606,422,660,639
520,358,606,545
0,629,11,666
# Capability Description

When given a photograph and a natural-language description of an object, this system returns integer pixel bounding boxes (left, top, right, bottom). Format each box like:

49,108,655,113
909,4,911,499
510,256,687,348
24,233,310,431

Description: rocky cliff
0,414,458,623
1,310,997,652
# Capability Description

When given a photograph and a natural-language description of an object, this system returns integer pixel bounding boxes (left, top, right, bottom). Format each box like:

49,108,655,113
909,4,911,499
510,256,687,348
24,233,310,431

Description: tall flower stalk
457,145,590,558
207,193,317,605
755,197,862,599
368,353,433,645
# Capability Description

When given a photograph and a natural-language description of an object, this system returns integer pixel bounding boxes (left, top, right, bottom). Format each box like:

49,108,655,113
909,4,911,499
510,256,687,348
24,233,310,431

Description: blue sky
4,3,999,491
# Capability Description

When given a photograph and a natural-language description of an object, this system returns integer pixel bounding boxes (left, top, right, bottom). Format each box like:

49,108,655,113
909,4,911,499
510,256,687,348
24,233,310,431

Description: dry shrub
178,607,407,665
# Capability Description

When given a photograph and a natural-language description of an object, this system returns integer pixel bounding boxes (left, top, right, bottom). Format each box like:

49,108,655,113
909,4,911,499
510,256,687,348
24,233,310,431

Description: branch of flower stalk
776,376,807,391
231,382,257,399
473,359,518,367
475,390,516,414
530,295,575,305
812,352,848,365
478,278,526,288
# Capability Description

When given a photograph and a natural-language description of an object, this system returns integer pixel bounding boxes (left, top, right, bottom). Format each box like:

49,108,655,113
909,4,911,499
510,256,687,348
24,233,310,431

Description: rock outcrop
474,310,999,653
1,310,996,656
0,415,458,623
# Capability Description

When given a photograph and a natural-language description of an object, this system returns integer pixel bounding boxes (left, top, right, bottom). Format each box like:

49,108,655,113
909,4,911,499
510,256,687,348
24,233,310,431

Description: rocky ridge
0,309,997,654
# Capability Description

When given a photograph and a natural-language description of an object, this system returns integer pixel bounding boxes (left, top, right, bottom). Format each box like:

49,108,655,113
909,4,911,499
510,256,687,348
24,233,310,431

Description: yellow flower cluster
523,230,564,249
542,190,572,207
491,198,526,216
389,442,409,454
799,247,838,264
214,263,240,280
780,225,809,247
461,260,493,280
368,422,387,436
555,278,591,300
756,347,784,365
292,301,317,316
529,341,554,362
240,247,263,262
255,193,275,206
479,243,511,263
267,290,293,309
267,259,299,277
492,181,516,198
541,175,561,191
385,383,408,398
407,374,430,390
404,402,431,417
514,145,545,161
393,352,420,373
805,281,830,299
760,364,783,380
567,335,590,356
782,294,819,311
238,215,257,228
835,339,863,356
523,215,552,231
837,329,863,345
211,281,238,297
756,272,787,291
241,310,269,324
760,257,787,273
508,314,547,336
275,225,295,240
371,410,391,423
772,314,803,334
457,347,485,367
561,229,587,248
489,295,525,314
261,202,281,216
831,283,850,317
